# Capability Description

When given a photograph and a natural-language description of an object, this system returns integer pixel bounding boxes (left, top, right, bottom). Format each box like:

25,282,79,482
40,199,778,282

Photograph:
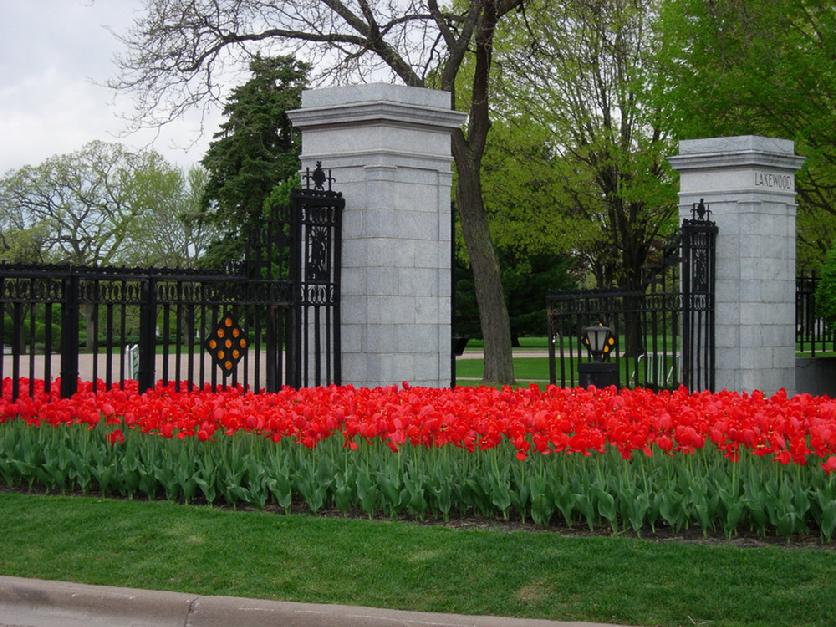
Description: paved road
2,351,273,388
458,350,551,361
0,576,622,627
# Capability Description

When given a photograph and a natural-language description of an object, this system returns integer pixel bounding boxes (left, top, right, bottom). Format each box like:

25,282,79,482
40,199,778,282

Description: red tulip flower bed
2,378,835,540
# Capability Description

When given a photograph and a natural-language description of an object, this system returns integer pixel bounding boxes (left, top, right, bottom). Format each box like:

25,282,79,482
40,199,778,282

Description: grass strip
0,492,833,626
455,357,551,381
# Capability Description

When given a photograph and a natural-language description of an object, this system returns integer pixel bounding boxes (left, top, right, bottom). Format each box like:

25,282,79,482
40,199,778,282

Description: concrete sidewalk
458,350,550,360
0,576,622,627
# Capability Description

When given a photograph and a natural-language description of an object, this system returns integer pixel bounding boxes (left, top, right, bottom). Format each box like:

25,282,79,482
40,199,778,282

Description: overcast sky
0,0,223,174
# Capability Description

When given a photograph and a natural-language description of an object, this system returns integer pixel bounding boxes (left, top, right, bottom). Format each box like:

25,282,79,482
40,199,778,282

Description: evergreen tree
200,55,308,267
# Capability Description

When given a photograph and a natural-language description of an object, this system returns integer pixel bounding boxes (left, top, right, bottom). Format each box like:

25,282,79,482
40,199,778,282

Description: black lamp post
578,323,619,389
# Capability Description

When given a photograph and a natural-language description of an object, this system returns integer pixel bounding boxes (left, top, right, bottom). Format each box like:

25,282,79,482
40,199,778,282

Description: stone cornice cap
288,83,467,131
668,135,805,172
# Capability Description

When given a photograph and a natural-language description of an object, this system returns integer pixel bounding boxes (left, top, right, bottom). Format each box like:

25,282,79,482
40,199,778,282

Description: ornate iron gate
679,200,718,391
546,201,717,391
290,162,344,387
0,162,343,399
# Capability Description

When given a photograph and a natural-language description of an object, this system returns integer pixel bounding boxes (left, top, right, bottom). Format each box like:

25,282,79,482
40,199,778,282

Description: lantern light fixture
581,324,616,362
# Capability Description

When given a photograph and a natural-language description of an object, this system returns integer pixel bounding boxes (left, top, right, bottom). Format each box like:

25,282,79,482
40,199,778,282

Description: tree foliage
454,117,578,342
455,250,575,342
656,0,836,268
0,141,150,266
125,163,216,268
495,0,678,290
0,141,210,268
200,55,308,267
0,205,51,264
112,0,525,384
478,118,579,258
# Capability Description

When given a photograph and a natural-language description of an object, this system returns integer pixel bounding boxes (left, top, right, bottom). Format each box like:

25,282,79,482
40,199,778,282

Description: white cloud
0,0,222,173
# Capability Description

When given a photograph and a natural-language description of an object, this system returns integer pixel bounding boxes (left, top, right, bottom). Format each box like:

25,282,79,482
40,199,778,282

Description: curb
0,576,620,627
0,576,193,626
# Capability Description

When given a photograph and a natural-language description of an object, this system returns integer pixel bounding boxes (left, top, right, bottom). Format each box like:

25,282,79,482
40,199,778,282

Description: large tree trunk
622,252,645,360
453,137,514,385
440,3,515,386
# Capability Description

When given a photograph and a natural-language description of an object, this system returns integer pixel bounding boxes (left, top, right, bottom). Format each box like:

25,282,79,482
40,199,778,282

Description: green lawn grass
465,336,552,351
465,336,836,358
454,379,548,390
0,492,833,626
455,356,661,386
465,336,678,351
456,350,835,386
455,357,551,381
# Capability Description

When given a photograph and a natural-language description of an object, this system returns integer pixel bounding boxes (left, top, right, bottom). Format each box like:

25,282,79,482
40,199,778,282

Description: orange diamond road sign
204,312,249,376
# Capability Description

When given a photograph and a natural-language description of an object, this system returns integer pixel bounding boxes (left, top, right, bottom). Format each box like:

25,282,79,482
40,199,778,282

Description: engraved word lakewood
754,171,793,191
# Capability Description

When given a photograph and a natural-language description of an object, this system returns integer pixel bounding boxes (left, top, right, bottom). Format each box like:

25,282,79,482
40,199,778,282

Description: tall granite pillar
288,84,465,388
669,136,804,395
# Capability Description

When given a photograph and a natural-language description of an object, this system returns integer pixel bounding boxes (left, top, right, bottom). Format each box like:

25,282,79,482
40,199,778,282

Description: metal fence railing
1,163,345,401
546,206,717,392
0,264,298,399
796,270,835,356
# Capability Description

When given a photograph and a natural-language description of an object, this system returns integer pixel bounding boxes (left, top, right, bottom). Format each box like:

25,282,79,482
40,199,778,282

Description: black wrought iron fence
796,270,835,355
546,202,717,392
1,163,345,400
0,264,299,399
546,288,693,391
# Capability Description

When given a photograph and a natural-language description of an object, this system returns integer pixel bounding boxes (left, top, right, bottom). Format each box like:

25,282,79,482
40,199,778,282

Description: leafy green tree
0,142,208,269
451,117,580,342
455,249,576,344
479,0,678,357
0,141,149,267
656,0,835,267
199,55,308,268
0,199,51,264
495,0,678,293
478,116,622,289
478,118,579,259
0,142,206,348
126,163,216,268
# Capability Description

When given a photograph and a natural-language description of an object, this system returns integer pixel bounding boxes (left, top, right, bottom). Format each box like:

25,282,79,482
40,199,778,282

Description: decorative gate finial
691,198,711,222
304,161,336,192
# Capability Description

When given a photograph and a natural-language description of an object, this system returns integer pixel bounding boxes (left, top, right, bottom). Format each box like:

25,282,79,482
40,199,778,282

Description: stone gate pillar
288,84,465,388
669,136,804,395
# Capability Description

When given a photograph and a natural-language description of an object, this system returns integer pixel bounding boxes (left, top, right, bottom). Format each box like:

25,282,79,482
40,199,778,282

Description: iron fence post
681,224,692,390
12,301,22,400
333,199,343,386
450,202,456,389
707,221,717,391
547,310,556,386
138,275,156,392
288,189,302,388
811,270,817,358
60,273,79,398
